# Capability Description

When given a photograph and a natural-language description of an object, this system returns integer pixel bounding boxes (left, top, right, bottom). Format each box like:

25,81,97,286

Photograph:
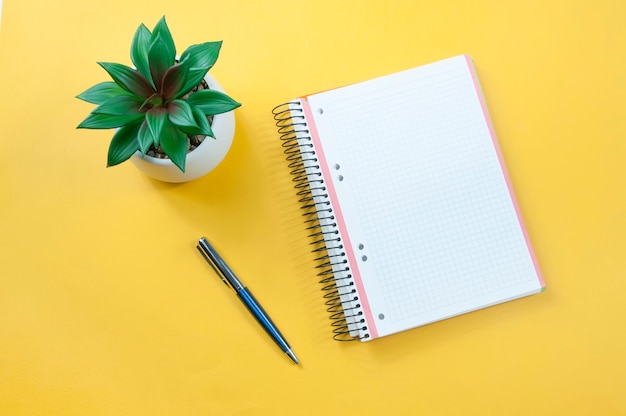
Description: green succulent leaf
148,95,164,107
180,41,221,71
136,120,153,156
148,34,173,91
177,104,213,136
191,105,214,137
168,99,198,130
160,120,189,173
76,82,133,104
98,62,154,98
150,16,176,62
176,42,222,97
107,120,142,167
186,90,242,115
175,68,208,99
145,107,169,146
77,112,144,129
139,93,164,112
161,60,189,100
93,95,144,116
130,24,153,87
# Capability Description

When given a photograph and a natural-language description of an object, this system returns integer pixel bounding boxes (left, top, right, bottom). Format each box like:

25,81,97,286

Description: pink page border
301,97,379,339
464,55,545,287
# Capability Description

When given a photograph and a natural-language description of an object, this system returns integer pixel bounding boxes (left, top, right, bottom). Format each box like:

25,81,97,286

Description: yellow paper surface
0,1,624,415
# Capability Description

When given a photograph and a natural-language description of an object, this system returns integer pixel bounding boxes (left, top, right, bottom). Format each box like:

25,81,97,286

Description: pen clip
196,241,232,289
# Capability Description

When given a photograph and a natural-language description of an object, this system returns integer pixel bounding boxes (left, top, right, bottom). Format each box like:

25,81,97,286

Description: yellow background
1,1,624,415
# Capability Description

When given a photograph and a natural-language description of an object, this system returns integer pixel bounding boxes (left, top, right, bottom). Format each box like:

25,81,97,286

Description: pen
196,237,299,365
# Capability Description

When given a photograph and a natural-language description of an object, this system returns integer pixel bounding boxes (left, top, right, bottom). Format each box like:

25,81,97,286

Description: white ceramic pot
130,73,236,183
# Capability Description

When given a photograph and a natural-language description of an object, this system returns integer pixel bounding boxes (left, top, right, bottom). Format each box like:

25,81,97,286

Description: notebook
273,55,545,341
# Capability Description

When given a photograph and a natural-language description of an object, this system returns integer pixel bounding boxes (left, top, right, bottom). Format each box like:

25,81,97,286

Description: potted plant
76,16,241,182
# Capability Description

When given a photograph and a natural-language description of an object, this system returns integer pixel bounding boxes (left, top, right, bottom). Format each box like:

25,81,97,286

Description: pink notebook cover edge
300,97,379,339
463,54,546,288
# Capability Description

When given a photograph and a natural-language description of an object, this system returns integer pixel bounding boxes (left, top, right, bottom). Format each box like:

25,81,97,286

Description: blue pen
196,237,299,364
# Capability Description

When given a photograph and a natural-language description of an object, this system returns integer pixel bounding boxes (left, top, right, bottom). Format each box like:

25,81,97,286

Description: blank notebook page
304,55,544,339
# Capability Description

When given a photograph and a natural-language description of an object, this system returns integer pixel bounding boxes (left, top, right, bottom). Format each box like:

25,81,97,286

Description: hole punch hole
317,108,324,114
378,313,385,320
361,255,368,262
358,243,364,250
338,175,344,181
334,163,341,170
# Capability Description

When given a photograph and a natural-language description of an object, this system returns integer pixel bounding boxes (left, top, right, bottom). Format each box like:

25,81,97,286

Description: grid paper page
305,55,543,339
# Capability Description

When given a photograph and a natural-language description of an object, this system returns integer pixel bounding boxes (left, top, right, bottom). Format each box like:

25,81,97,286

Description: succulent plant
76,16,241,172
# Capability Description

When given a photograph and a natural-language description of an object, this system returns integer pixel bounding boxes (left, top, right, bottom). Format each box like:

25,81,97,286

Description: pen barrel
237,288,292,353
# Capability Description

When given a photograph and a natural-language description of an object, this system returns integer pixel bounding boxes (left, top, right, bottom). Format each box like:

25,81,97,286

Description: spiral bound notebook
273,55,545,341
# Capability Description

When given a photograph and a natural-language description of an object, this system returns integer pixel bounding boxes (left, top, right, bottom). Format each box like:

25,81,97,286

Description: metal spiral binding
272,101,368,341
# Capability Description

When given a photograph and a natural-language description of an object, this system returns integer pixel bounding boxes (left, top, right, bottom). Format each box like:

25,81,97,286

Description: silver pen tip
286,349,299,365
